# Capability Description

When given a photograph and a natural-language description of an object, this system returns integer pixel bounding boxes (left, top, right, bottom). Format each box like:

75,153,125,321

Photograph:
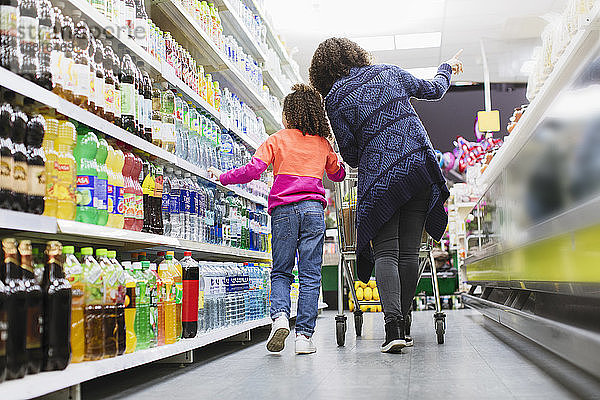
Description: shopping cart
333,170,447,346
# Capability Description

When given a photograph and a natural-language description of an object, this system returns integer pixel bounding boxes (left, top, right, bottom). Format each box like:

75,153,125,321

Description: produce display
349,279,381,312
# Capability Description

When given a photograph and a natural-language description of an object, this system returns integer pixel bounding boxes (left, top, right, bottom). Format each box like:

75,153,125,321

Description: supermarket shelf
0,209,57,234
263,68,289,98
152,0,283,133
0,67,267,207
0,318,271,400
215,0,268,63
477,4,600,196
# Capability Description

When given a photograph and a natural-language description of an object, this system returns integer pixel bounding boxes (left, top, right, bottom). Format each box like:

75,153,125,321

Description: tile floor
81,309,600,400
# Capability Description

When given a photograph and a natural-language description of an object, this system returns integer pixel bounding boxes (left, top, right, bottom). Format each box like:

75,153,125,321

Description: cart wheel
336,321,346,346
435,318,445,344
354,312,363,337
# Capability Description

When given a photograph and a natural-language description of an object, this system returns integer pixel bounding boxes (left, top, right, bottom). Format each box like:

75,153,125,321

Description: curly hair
283,83,332,139
309,37,373,97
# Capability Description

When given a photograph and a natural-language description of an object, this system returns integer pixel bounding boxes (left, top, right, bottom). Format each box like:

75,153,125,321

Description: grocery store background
0,0,599,399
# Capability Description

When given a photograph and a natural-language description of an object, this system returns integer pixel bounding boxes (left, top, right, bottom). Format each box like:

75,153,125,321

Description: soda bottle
106,250,127,355
117,254,137,353
0,104,15,209
24,115,46,214
169,169,181,237
41,241,71,371
106,144,124,229
103,44,116,123
152,164,164,234
55,120,76,220
122,151,134,230
161,167,171,236
141,69,153,142
74,126,99,224
120,53,136,134
37,0,53,90
151,85,162,148
18,0,39,81
133,155,144,231
160,89,175,153
95,136,109,226
181,251,198,338
134,61,142,137
93,37,105,118
80,247,104,361
179,171,190,240
132,261,149,349
17,241,43,374
10,105,27,212
72,15,91,110
158,254,175,344
110,46,122,128
140,159,152,233
63,245,84,363
134,0,148,49
0,0,19,73
96,249,118,357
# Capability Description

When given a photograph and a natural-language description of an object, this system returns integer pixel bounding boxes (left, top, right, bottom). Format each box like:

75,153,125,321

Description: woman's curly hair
309,37,373,97
283,83,332,139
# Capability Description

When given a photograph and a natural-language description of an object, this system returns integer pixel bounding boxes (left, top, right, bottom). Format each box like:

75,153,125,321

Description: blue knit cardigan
325,63,452,282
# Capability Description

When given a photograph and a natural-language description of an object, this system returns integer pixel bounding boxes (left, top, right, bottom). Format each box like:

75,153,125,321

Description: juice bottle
169,251,183,339
63,245,84,363
41,241,71,371
181,251,198,338
160,89,175,153
55,120,76,220
122,151,135,230
107,145,125,229
74,126,99,224
151,85,163,148
95,137,109,226
120,262,137,353
107,250,129,355
18,241,43,374
132,155,144,231
103,44,116,124
158,255,175,344
132,261,149,350
147,262,160,347
2,238,27,380
80,247,104,361
95,249,117,358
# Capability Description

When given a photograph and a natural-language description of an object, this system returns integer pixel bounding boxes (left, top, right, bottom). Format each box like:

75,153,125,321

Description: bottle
81,247,104,361
180,251,198,338
55,120,76,220
41,241,71,371
106,145,125,229
74,126,99,224
179,171,190,240
145,262,158,347
134,0,148,49
11,105,27,212
160,88,175,153
63,245,84,363
49,6,63,96
142,70,153,143
158,254,175,344
60,12,75,102
37,0,53,90
24,115,46,214
132,261,149,350
174,94,186,159
196,261,204,334
18,241,43,374
72,16,91,110
123,0,135,38
87,36,97,115
122,151,135,230
18,0,39,81
2,239,26,379
169,251,183,339
0,104,15,209
110,46,122,128
169,169,181,237
0,0,19,73
151,86,163,148
162,167,172,236
117,254,137,353
95,136,109,226
93,38,105,118
151,164,164,234
134,62,143,138
107,250,127,355
103,45,116,123
0,264,7,382
96,249,118,358
141,159,153,233
120,53,136,134
132,155,144,231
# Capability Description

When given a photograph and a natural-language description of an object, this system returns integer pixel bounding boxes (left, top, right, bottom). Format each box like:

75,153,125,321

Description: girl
209,84,346,354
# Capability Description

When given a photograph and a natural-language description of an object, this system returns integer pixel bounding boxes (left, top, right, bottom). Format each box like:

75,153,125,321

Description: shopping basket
333,170,447,346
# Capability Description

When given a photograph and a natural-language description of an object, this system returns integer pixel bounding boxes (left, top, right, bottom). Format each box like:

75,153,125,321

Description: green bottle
133,261,150,350
74,126,99,224
95,136,109,226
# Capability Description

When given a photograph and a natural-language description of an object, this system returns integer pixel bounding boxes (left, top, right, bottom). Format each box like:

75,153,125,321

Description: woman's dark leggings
373,188,431,324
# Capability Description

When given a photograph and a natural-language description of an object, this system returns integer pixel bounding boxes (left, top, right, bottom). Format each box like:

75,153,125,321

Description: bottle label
107,184,114,214
76,175,95,207
152,120,163,143
95,177,107,211
62,57,74,91
105,83,116,115
162,193,170,212
144,98,152,128
189,191,196,214
70,282,85,307
123,192,135,218
27,164,46,196
169,193,179,214
0,6,18,38
86,262,103,286
95,76,104,109
0,155,13,190
55,159,76,201
198,290,204,310
182,279,199,322
125,286,136,309
180,188,190,213
121,83,135,116
153,171,163,198
124,4,135,36
13,160,27,194
162,122,175,143
73,63,90,98
114,186,124,215
136,94,142,125
50,51,62,86
19,16,38,45
39,25,52,56
141,173,155,196
134,193,143,220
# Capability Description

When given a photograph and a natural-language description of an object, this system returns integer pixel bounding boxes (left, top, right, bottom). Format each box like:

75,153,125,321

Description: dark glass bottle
2,238,27,380
93,37,105,119
134,59,143,138
42,241,71,371
18,0,39,81
72,16,91,111
11,105,28,212
110,45,121,128
26,114,46,214
0,272,7,383
120,53,136,134
152,164,164,235
0,103,15,209
36,0,53,90
19,240,43,374
0,0,20,73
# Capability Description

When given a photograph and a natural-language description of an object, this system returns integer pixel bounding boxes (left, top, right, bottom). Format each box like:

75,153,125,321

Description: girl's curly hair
283,83,332,139
309,37,373,97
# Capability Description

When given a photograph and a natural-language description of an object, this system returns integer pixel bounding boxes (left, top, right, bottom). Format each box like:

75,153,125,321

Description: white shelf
0,209,57,234
263,68,289,98
0,67,267,207
0,318,271,400
476,5,600,197
152,0,283,133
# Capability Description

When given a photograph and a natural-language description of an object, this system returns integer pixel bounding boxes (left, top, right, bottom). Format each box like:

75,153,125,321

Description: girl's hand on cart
207,167,222,182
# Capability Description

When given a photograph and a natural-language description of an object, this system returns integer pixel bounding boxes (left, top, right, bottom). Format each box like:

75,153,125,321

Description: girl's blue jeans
270,200,325,337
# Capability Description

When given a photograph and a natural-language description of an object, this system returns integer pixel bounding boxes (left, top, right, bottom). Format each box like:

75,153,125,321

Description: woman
309,38,462,353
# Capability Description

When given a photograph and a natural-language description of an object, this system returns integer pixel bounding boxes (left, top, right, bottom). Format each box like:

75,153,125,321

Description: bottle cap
96,248,107,257
141,261,150,269
165,254,173,260
81,247,93,256
63,246,75,254
107,250,117,258
166,251,175,256
184,251,191,257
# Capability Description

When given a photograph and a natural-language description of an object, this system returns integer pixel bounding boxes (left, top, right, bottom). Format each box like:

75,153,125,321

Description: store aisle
82,310,600,400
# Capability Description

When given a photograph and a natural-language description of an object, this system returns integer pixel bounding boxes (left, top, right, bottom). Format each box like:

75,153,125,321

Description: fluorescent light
454,81,477,86
352,35,395,51
405,67,438,79
520,60,536,74
394,32,441,50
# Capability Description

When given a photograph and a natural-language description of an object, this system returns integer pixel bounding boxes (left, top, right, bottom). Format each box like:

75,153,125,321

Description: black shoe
404,313,413,347
380,316,406,353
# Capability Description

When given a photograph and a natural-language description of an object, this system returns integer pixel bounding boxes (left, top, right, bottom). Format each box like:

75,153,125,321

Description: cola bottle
18,0,39,81
25,114,46,214
36,0,53,90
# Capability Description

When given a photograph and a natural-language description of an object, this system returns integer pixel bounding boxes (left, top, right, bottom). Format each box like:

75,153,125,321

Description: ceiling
263,0,568,83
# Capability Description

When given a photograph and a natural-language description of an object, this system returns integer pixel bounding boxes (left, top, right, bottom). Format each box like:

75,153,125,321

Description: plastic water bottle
186,173,198,242
180,172,191,240
169,170,181,237
197,262,205,333
196,182,205,243
162,167,172,236
218,263,227,328
220,132,234,170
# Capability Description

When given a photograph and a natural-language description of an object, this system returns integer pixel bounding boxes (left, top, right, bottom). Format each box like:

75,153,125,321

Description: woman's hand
446,49,464,75
207,167,222,182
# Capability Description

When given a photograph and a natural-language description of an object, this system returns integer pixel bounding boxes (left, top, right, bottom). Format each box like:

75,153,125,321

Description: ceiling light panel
394,32,442,50
352,35,395,51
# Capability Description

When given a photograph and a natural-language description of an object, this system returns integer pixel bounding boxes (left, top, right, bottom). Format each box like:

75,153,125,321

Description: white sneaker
295,334,317,354
266,315,290,352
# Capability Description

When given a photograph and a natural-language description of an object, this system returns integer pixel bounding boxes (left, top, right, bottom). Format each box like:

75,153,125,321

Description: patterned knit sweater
325,63,452,282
